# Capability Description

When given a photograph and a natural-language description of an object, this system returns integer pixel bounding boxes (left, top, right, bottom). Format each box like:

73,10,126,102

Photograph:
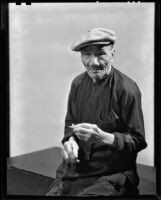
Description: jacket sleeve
111,84,147,154
61,82,78,144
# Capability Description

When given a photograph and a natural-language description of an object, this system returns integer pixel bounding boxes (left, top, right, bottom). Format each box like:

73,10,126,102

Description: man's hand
62,136,80,163
71,123,114,145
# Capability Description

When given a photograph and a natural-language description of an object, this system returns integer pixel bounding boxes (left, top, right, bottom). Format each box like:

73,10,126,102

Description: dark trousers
46,172,139,196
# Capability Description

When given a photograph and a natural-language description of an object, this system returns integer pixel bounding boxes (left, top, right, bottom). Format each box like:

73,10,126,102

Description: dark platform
7,147,156,195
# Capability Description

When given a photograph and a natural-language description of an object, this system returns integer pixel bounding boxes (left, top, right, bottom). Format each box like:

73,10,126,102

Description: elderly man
46,28,147,196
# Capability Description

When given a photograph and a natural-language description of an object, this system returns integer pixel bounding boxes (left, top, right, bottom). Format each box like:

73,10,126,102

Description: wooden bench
7,147,156,195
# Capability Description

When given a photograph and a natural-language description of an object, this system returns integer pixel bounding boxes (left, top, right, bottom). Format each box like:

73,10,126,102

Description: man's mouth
88,65,105,70
89,69,104,73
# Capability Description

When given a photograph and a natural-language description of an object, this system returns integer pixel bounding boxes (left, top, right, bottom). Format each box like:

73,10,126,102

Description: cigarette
68,126,73,128
68,124,76,128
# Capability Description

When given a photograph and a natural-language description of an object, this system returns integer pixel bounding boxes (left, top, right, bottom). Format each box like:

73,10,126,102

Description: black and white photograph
2,2,160,198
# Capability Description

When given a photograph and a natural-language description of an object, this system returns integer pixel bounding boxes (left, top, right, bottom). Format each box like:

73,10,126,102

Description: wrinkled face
81,44,114,81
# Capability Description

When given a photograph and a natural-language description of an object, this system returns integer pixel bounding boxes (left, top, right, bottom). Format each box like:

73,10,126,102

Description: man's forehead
81,44,111,52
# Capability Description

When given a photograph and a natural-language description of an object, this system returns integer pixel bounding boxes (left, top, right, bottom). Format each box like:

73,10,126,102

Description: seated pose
46,28,147,196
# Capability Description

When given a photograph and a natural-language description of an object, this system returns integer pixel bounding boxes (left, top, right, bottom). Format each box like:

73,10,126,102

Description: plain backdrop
9,3,154,166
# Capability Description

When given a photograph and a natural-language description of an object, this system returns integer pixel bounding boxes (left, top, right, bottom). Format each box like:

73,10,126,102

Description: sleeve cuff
110,132,124,150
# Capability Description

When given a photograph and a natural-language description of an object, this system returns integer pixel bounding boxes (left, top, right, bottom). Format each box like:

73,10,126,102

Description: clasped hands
62,123,114,164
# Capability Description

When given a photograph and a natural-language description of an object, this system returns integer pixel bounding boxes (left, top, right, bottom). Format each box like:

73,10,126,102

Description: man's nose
89,56,99,66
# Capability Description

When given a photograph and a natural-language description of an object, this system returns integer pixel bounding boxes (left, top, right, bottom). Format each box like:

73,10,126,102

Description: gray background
9,3,154,166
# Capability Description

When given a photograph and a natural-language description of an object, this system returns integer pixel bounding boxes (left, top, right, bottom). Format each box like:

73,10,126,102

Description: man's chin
88,71,104,80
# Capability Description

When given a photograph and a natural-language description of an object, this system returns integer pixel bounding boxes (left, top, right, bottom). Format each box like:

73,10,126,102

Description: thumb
71,141,79,158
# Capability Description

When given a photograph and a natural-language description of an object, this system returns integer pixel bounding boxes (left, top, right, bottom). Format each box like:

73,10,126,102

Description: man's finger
64,142,73,154
75,132,89,141
73,127,93,135
79,123,93,129
62,147,69,162
68,150,78,163
71,123,92,129
71,142,79,158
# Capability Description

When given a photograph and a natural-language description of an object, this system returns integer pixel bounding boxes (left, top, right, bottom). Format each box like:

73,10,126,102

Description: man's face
81,44,114,81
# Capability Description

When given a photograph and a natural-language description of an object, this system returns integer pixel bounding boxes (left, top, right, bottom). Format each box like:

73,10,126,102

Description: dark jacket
59,66,147,186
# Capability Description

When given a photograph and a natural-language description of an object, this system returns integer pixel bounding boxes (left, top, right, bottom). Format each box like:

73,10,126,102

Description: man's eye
96,52,106,56
84,53,91,56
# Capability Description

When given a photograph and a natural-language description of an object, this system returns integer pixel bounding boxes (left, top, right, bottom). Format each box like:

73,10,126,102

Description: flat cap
71,28,116,51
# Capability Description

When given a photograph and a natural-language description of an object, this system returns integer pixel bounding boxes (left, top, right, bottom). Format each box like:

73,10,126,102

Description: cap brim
73,41,113,52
